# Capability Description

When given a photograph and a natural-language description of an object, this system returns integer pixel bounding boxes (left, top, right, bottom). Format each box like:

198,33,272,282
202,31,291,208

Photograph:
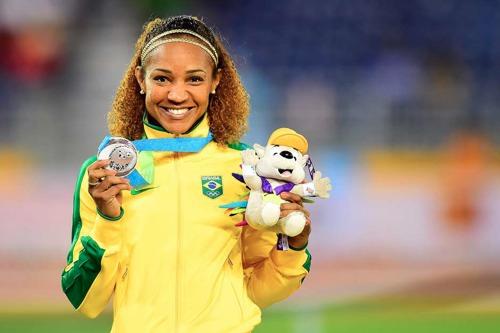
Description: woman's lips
159,106,194,119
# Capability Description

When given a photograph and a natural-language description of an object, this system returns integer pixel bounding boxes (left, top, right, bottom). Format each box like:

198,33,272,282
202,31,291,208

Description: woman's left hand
279,192,311,249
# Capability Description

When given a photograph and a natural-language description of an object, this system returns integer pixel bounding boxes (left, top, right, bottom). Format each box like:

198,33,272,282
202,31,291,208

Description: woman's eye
154,76,169,83
189,76,204,83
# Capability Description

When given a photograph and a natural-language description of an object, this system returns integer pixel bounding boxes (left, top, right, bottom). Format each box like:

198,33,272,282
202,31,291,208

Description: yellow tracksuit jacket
61,115,312,333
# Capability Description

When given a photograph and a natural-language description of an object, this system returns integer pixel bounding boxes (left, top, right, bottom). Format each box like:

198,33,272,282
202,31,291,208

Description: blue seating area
207,0,500,147
214,0,500,81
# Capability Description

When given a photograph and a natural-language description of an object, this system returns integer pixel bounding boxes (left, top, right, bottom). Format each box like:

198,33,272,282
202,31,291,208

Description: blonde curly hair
108,16,249,145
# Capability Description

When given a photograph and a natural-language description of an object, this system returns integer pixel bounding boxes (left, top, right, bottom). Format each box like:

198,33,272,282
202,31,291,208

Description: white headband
141,29,218,66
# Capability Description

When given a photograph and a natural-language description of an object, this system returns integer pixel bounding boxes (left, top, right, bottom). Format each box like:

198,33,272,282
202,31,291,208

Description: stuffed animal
240,128,331,237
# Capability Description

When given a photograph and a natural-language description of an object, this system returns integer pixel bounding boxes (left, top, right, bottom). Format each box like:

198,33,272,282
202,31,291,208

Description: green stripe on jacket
61,156,105,309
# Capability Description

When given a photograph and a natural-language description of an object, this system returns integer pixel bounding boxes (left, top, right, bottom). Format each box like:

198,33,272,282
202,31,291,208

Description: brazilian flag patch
201,176,223,199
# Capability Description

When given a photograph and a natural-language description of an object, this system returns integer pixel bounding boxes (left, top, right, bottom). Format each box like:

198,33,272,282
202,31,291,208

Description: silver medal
97,137,138,177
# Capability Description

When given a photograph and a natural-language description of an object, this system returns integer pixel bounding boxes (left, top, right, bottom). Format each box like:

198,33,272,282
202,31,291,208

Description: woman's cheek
148,87,167,103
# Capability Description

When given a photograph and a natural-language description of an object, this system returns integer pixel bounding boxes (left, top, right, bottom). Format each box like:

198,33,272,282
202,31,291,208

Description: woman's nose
167,85,188,103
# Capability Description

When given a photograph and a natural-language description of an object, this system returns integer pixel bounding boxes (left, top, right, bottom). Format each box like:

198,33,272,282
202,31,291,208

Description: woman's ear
211,68,222,93
135,66,145,92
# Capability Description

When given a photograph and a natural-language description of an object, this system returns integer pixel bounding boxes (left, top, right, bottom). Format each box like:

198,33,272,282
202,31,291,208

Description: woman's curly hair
108,16,249,145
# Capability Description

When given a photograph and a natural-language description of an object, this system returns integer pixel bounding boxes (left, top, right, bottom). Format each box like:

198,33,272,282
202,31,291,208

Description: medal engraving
97,137,138,177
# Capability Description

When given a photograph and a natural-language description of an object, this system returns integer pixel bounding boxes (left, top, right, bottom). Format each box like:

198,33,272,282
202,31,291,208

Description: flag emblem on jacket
201,176,223,199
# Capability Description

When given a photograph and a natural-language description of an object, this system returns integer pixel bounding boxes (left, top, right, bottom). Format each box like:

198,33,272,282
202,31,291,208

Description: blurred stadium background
1,0,500,332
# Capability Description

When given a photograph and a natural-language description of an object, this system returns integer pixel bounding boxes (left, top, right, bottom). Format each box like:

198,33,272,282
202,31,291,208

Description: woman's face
136,41,220,134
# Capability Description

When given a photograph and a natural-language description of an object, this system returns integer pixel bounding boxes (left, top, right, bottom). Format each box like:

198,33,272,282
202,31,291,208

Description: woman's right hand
87,159,132,218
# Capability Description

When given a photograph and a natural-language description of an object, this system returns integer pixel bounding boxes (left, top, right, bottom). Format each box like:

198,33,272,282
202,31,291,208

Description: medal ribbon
97,133,213,189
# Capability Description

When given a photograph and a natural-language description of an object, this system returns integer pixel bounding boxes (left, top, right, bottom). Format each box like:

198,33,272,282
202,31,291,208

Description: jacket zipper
173,147,181,332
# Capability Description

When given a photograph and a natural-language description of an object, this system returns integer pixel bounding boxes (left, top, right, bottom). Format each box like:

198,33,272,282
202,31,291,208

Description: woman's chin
157,112,198,134
161,123,189,134
159,118,198,134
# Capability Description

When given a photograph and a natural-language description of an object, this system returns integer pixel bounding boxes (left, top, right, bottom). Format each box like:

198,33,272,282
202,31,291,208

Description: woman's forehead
145,42,213,71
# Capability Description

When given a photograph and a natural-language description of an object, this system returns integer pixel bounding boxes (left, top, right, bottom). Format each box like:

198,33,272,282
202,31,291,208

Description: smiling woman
61,15,313,333
135,41,220,134
108,16,248,144
135,33,220,134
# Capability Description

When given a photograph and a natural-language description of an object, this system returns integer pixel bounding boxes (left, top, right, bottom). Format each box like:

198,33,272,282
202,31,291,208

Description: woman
62,15,312,333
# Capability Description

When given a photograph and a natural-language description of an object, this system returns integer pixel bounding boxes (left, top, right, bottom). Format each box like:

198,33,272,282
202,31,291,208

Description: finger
280,210,295,218
88,160,114,184
95,176,130,191
100,176,130,189
92,185,128,201
100,183,132,200
280,192,303,205
280,202,304,211
88,168,117,183
88,159,110,171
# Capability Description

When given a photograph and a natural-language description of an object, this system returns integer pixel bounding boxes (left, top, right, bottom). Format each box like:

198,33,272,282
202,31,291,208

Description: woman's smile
159,106,196,119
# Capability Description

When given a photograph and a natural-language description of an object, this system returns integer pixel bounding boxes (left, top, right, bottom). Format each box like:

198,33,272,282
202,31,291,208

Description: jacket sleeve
61,156,125,318
241,226,312,309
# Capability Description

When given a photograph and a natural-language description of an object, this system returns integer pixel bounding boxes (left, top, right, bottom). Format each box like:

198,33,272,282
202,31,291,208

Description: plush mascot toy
237,128,331,238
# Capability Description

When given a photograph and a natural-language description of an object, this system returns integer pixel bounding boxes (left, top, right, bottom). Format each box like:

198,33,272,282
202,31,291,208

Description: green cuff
96,207,124,221
289,241,308,251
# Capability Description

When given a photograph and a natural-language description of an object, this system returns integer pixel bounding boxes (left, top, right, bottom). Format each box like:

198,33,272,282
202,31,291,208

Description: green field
1,301,499,333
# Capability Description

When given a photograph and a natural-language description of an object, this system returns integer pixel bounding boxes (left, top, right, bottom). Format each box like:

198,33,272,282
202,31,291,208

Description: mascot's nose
280,151,294,159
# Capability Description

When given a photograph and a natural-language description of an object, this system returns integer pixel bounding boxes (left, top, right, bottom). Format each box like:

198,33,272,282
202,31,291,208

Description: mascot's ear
253,144,266,158
300,154,309,167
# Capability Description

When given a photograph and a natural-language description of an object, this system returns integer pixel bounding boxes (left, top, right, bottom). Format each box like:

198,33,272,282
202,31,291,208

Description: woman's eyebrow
150,68,206,75
152,68,172,74
186,69,207,74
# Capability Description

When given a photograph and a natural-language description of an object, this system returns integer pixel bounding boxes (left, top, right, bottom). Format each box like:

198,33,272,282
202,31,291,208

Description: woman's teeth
167,108,190,115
